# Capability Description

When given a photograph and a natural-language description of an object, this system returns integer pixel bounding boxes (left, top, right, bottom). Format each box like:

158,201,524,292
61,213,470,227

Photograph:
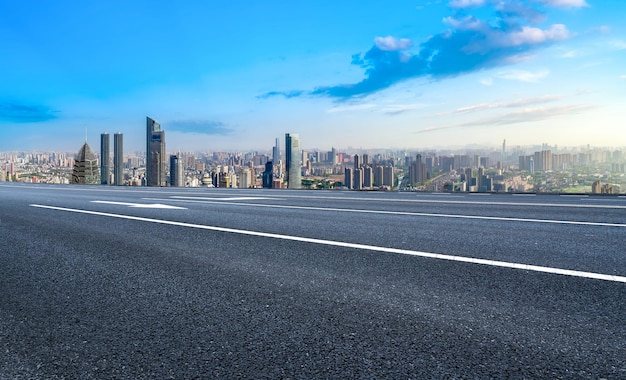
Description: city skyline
1,1,625,152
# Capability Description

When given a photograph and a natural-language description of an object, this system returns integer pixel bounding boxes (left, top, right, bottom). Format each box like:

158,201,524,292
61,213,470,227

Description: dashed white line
30,203,626,283
91,200,187,209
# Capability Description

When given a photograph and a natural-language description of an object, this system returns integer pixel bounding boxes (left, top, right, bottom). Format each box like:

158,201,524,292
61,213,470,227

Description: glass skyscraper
146,117,166,187
100,133,109,185
169,154,184,187
114,132,123,186
285,133,302,189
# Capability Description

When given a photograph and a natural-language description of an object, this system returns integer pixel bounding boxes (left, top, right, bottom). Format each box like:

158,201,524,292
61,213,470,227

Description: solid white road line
167,194,626,209
144,197,626,228
3,183,624,209
30,204,626,283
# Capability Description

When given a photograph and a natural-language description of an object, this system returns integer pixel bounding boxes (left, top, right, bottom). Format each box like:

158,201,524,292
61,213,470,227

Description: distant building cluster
591,180,619,194
2,132,626,195
344,154,394,190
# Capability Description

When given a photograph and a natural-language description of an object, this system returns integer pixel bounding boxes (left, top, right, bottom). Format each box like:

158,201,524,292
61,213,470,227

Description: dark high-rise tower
146,117,166,186
100,133,110,185
114,132,123,186
169,154,183,187
285,133,302,189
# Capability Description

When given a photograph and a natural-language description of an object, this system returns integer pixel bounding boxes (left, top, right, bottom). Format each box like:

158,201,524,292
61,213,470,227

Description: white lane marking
423,194,466,198
149,197,626,228
91,201,187,210
177,193,626,210
2,183,624,209
29,204,626,284
167,196,277,201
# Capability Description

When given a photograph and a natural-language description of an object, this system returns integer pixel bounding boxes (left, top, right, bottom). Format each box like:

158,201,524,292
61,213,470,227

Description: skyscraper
273,137,280,164
262,161,274,189
344,167,353,189
169,154,184,187
363,166,373,188
285,133,302,189
72,142,99,185
100,133,110,185
114,132,123,186
146,117,166,186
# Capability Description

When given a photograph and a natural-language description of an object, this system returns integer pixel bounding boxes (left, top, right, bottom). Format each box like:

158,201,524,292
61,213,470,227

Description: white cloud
480,78,493,86
535,0,589,8
501,54,536,65
327,102,428,116
496,69,550,82
498,24,570,47
382,103,428,115
443,15,484,31
374,36,412,51
449,0,485,9
455,95,562,113
461,23,572,54
620,75,626,80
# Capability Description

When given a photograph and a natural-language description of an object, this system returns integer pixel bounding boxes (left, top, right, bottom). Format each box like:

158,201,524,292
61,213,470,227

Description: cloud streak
0,102,59,123
416,104,593,134
496,69,550,82
262,0,579,100
455,94,562,113
534,0,589,9
167,120,234,136
449,0,485,9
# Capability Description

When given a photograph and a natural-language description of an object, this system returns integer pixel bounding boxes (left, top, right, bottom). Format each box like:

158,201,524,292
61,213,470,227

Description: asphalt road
1,182,625,379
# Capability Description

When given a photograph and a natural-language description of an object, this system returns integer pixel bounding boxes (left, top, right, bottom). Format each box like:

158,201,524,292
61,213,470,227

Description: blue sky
1,0,625,153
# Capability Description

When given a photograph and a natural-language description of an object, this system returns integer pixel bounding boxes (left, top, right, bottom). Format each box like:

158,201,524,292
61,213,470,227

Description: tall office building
146,117,166,186
114,132,124,186
409,154,427,185
273,138,280,164
344,167,353,189
383,166,394,188
262,161,274,188
100,133,110,185
285,133,302,189
354,168,363,190
72,142,100,185
363,166,373,188
169,154,184,187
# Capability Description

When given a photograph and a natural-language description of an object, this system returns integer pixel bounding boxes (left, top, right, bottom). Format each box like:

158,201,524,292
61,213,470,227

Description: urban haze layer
2,117,625,194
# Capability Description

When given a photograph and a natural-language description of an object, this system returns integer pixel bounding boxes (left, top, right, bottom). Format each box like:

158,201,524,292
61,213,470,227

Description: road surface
1,183,624,378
